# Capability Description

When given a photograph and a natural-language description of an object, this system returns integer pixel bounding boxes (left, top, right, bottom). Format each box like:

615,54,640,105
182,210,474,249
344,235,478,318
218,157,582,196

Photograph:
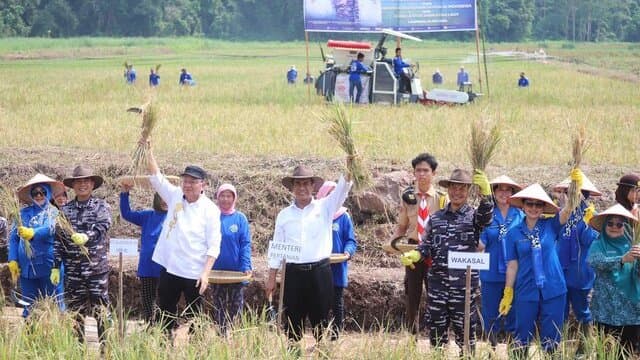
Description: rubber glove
570,168,584,188
400,250,421,269
583,203,596,224
472,169,492,196
50,268,60,286
18,226,35,241
499,286,514,316
8,260,20,283
71,233,89,246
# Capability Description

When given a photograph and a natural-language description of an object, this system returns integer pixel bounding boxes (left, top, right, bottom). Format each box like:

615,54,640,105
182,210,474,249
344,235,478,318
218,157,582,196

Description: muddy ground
0,147,636,330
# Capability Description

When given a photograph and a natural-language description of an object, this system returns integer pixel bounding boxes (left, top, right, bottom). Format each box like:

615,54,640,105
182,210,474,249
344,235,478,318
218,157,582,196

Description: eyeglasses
606,221,625,229
31,190,46,197
523,201,545,209
182,179,203,186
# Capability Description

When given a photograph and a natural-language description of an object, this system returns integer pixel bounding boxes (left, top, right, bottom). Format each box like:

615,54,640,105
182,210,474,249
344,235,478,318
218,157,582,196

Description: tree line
1,0,639,42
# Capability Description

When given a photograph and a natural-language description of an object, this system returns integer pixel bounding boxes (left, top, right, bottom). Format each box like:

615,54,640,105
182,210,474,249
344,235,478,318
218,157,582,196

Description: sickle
390,235,406,252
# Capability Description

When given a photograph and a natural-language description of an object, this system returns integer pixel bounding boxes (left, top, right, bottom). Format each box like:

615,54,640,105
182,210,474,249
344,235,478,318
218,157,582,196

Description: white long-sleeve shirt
150,172,221,279
268,175,352,269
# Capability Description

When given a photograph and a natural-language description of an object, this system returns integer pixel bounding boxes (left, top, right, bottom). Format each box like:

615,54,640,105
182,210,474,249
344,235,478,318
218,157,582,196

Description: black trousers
597,322,640,358
140,277,158,323
156,269,202,333
332,286,345,337
283,258,333,342
404,260,428,334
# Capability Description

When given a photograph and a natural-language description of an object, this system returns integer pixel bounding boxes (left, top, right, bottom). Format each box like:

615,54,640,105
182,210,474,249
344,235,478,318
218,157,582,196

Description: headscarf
316,181,347,220
590,215,640,303
216,183,237,215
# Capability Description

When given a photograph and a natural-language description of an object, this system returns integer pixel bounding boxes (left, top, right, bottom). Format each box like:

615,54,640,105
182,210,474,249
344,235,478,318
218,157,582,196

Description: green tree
30,0,78,37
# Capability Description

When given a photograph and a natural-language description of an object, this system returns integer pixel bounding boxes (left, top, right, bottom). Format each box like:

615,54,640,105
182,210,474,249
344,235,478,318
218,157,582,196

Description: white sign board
334,73,371,104
267,240,302,263
109,238,139,256
447,251,490,270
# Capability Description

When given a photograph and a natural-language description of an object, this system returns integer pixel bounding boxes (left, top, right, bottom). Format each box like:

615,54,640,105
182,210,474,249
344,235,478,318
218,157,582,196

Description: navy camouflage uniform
418,196,493,350
54,196,112,343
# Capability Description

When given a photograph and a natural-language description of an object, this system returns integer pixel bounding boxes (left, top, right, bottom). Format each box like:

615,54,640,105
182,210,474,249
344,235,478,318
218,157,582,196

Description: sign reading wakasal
447,251,490,270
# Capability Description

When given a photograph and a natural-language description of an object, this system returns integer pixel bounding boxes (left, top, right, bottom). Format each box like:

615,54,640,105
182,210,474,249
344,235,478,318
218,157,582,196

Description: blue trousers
19,272,64,317
349,78,363,103
565,287,592,324
514,292,566,352
481,281,515,337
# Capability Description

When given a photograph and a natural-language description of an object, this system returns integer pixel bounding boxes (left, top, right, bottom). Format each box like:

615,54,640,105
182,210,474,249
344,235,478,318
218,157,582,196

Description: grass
0,39,638,168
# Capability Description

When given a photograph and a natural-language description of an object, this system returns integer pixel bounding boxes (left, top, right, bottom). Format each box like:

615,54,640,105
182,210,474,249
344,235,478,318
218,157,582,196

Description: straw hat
490,175,522,192
508,183,559,214
63,165,104,189
16,174,65,204
281,165,323,191
588,203,637,231
552,174,602,196
438,169,472,188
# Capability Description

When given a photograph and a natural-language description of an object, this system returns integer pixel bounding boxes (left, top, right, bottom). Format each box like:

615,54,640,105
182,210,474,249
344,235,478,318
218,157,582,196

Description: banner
304,0,477,33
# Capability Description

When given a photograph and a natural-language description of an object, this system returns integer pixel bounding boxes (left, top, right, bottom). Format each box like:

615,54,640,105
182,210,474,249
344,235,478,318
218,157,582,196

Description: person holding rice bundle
552,173,601,355
477,175,524,347
52,165,112,347
316,180,357,341
8,174,66,317
401,168,493,353
615,173,640,218
498,176,576,357
211,183,252,334
588,204,640,358
119,183,167,324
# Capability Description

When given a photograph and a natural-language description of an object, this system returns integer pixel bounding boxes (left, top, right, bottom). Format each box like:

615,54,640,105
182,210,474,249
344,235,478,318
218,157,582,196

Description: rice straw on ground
0,184,31,257
468,116,502,171
566,126,589,213
321,104,371,191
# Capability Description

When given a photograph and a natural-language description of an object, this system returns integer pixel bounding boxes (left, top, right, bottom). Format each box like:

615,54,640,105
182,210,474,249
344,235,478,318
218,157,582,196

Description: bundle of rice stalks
155,64,161,73
468,116,501,171
0,184,31,257
130,101,159,175
56,213,91,262
322,104,371,191
566,126,589,213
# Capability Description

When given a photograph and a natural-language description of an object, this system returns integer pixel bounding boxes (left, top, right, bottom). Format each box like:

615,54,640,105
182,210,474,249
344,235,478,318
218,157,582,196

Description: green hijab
590,216,640,303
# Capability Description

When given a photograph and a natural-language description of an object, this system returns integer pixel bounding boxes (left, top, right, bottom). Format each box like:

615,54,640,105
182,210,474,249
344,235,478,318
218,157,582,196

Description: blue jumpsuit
505,215,567,352
348,60,369,103
330,211,357,335
479,206,524,340
556,203,597,325
8,183,64,317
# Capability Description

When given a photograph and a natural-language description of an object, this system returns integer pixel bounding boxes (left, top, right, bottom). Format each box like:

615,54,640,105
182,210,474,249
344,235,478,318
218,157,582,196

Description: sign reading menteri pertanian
447,251,490,270
267,239,303,264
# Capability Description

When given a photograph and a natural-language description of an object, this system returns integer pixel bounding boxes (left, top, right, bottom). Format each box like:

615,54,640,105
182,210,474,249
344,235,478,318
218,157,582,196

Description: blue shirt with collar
119,192,166,278
393,56,410,76
330,212,357,288
213,211,252,273
480,206,525,282
556,205,598,290
505,215,567,301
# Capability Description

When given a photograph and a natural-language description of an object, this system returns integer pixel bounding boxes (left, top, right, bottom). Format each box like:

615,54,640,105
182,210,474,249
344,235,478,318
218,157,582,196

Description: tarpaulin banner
304,0,477,33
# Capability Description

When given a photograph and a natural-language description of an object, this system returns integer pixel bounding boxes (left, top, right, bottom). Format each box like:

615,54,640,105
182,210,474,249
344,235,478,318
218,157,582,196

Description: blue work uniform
149,73,160,87
126,68,137,84
457,70,469,90
479,206,524,340
8,183,64,317
518,76,529,87
348,59,369,103
330,211,357,337
287,69,298,84
179,72,195,86
556,203,597,325
505,215,567,352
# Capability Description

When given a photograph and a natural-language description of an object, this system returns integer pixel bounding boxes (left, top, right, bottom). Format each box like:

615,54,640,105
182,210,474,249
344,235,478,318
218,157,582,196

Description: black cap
180,165,208,180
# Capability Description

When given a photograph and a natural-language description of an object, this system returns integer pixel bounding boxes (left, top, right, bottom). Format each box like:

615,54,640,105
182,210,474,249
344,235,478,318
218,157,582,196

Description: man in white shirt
265,165,352,349
145,144,221,335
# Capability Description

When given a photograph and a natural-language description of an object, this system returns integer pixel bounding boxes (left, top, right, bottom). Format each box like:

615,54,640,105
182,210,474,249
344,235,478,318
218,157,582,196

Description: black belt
286,258,330,271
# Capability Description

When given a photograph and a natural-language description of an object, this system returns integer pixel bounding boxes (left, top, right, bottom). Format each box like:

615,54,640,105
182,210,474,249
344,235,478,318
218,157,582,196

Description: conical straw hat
16,174,65,204
588,203,637,231
508,183,559,214
552,174,602,196
490,175,522,192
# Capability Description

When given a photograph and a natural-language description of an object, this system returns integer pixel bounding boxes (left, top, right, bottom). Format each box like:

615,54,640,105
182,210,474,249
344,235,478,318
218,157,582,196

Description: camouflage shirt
54,196,112,275
419,197,493,286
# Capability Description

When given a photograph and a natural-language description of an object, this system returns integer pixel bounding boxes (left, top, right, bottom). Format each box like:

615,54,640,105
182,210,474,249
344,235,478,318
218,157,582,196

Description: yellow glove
400,250,421,269
8,260,20,283
498,286,514,316
71,233,89,246
583,203,596,224
50,268,60,286
472,169,492,196
570,168,584,188
18,226,35,241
